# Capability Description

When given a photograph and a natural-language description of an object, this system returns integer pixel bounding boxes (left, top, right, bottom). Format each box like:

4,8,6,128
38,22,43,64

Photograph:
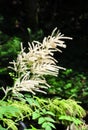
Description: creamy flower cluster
10,28,72,95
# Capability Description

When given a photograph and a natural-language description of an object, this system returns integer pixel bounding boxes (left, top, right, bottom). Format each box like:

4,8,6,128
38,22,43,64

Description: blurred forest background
0,0,88,94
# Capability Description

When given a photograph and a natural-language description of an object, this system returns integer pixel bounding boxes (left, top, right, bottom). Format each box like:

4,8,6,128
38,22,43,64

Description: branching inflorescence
9,28,72,95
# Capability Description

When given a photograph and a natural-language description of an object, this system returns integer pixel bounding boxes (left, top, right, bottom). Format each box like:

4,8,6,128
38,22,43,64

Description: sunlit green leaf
32,111,40,119
45,125,52,130
59,115,83,125
42,122,52,130
45,111,55,116
45,117,55,123
38,117,45,124
0,125,6,130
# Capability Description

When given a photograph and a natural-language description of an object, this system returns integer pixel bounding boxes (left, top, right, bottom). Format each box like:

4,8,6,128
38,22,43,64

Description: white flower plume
9,28,72,95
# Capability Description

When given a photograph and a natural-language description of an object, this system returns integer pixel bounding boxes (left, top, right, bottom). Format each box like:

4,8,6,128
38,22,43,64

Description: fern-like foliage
0,99,32,129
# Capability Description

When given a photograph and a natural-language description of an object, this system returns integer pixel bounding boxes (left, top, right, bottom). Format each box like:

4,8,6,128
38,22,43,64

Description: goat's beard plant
9,28,72,95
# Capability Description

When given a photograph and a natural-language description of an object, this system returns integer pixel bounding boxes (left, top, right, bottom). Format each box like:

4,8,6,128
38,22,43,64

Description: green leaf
0,105,20,119
65,83,72,89
46,122,56,129
38,117,46,124
25,97,34,106
42,122,52,130
0,125,6,130
29,125,38,130
45,125,52,130
59,115,82,125
45,117,55,123
0,107,5,118
25,125,37,130
6,106,20,118
26,97,40,108
42,109,46,114
42,122,48,128
32,111,40,119
45,111,55,116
